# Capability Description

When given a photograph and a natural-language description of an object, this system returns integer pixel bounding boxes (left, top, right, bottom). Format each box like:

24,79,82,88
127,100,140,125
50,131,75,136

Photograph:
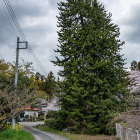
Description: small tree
0,88,38,132
42,96,59,120
0,59,10,76
45,71,57,98
130,60,138,71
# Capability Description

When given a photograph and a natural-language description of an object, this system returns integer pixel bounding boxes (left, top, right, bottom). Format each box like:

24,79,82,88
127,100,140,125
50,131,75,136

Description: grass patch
0,129,34,140
35,125,117,140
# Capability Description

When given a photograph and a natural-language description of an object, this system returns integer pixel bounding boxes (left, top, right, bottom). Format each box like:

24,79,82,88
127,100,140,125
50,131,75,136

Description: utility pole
12,37,28,128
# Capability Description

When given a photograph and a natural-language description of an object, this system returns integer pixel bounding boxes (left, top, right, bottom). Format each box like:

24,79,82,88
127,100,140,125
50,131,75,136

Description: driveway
19,122,69,140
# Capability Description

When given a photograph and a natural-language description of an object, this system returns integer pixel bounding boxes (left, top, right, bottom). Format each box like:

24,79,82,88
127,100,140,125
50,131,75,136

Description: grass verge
0,129,34,140
35,125,117,140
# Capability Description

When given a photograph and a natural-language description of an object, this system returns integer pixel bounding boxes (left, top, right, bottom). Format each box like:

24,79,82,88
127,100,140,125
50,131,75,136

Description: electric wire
2,0,47,75
0,0,21,63
0,54,4,60
8,51,16,62
1,0,24,49
2,0,26,41
0,0,17,37
2,0,48,76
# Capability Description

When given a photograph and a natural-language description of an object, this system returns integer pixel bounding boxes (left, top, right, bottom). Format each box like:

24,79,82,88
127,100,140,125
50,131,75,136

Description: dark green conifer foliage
51,0,130,134
45,71,56,97
138,61,140,71
131,60,137,71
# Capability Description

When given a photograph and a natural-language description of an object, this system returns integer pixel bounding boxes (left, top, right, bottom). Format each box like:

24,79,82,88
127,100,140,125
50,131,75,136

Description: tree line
0,58,57,131
0,58,57,98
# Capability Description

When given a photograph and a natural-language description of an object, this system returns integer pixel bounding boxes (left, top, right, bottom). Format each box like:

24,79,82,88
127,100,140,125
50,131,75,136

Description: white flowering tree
128,70,140,107
109,70,140,135
42,96,59,120
129,70,140,107
129,70,140,93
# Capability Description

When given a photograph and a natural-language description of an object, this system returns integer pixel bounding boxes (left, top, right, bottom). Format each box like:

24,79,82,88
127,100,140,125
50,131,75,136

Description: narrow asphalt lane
19,122,70,140
23,125,53,140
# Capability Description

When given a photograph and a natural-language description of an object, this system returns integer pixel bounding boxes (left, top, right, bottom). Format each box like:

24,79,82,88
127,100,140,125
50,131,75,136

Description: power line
8,51,16,62
0,0,17,37
0,54,4,60
2,0,26,40
1,0,48,76
0,0,23,63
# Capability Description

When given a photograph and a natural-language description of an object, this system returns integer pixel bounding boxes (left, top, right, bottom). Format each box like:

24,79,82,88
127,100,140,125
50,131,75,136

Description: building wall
24,111,39,118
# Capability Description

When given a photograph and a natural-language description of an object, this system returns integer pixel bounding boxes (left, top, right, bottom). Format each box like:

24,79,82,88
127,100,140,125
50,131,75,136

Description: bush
39,115,44,120
26,118,30,121
52,110,69,130
44,110,69,131
2,122,12,131
24,115,29,118
2,122,23,132
48,111,56,118
45,118,56,128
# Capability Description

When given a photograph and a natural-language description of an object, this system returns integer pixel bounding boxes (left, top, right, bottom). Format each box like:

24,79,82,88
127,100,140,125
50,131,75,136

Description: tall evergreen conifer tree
51,0,131,134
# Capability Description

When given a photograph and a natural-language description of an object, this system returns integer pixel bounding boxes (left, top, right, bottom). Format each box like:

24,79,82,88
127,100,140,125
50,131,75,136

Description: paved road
19,122,69,140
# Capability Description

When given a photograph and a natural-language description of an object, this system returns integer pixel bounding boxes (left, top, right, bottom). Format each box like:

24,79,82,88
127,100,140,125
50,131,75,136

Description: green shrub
45,118,56,128
26,118,30,121
52,110,68,130
48,111,56,118
39,115,44,120
24,115,29,118
2,122,12,131
45,110,71,131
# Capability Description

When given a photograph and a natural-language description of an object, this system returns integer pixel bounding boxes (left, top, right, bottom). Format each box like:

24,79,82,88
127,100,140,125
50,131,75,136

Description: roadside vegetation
36,125,116,140
0,129,34,140
0,58,57,131
0,122,34,140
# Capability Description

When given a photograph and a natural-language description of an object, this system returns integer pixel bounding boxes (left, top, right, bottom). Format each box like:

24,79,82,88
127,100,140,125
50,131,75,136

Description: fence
116,123,140,140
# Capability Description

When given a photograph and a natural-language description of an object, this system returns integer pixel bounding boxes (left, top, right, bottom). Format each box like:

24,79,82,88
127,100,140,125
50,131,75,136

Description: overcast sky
0,0,140,79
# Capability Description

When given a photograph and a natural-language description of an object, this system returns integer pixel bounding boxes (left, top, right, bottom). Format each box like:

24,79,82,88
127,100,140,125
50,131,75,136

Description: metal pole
12,37,19,128
12,37,28,128
15,37,19,88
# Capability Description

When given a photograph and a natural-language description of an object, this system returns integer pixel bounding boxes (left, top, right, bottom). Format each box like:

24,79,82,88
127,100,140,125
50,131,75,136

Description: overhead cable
0,0,17,37
2,0,48,76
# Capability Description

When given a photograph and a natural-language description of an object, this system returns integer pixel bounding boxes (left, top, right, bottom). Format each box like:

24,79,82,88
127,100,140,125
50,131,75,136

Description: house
24,106,40,118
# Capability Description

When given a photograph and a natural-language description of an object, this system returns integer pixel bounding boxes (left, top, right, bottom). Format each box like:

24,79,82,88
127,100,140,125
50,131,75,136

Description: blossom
42,96,59,114
129,70,140,94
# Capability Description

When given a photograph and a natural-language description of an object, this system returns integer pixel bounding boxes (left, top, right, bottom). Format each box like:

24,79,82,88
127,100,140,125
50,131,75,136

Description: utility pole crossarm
18,40,28,49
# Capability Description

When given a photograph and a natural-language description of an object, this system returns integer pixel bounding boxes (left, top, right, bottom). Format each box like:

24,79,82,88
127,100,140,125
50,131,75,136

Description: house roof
24,106,40,111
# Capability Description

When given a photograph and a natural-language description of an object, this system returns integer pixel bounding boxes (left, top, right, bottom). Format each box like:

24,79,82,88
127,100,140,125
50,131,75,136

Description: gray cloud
119,4,140,43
